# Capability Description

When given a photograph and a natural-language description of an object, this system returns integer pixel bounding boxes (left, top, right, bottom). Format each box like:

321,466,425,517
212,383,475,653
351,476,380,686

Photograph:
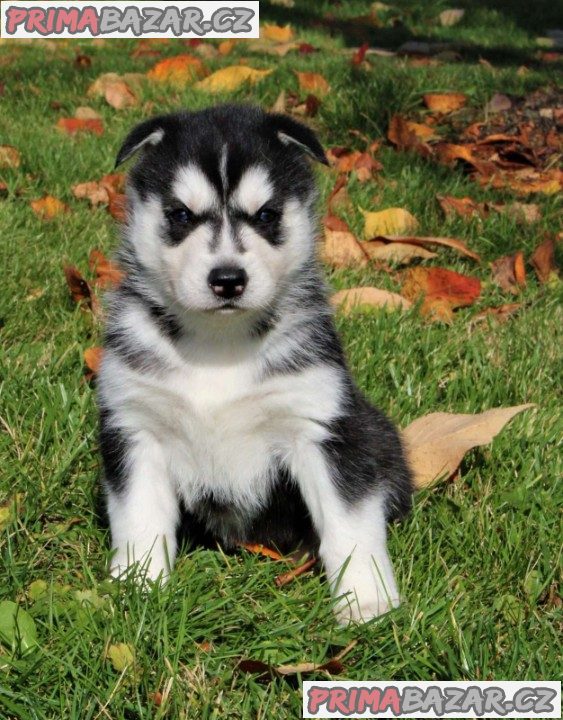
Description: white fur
231,166,273,215
172,164,220,214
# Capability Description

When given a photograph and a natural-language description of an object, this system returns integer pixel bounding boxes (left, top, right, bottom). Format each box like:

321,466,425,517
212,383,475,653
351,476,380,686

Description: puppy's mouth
207,302,244,314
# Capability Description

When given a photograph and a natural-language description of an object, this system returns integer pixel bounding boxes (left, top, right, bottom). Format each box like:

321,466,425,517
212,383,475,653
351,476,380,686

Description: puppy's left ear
270,114,329,166
114,116,169,168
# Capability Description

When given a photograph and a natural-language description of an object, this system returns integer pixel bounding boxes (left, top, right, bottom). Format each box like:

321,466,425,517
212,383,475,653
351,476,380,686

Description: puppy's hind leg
102,428,179,583
293,444,400,625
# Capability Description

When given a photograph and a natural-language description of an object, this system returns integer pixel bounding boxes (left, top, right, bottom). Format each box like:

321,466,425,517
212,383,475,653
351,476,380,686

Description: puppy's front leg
102,431,179,582
294,445,400,624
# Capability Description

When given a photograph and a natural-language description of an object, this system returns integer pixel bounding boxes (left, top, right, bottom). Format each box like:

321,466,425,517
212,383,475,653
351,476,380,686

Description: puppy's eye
254,207,279,224
167,206,194,225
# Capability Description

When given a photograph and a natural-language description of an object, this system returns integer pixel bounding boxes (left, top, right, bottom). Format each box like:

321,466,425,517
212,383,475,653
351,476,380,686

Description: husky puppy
97,104,413,624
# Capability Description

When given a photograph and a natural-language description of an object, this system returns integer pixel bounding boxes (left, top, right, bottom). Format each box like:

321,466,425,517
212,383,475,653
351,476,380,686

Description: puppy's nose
208,267,248,299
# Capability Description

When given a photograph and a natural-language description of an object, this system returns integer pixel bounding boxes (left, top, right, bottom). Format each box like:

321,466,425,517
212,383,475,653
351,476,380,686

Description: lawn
0,1,562,718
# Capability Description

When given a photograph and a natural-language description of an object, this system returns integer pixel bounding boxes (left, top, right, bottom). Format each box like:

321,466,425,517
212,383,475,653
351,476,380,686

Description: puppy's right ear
115,116,168,168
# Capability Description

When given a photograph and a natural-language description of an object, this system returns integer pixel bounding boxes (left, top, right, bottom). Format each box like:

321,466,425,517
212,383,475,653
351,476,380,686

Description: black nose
208,267,248,299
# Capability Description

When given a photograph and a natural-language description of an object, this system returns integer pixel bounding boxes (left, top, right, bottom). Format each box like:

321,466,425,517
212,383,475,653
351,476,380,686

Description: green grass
1,1,562,717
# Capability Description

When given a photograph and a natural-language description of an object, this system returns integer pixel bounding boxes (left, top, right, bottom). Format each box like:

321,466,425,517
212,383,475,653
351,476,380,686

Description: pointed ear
269,114,328,165
115,116,168,168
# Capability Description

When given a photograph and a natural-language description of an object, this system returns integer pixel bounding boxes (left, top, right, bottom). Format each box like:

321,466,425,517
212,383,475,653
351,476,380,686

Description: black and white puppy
98,104,413,624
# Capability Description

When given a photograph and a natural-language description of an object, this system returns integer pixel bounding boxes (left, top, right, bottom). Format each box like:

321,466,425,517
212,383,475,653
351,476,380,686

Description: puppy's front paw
334,592,400,626
109,548,170,585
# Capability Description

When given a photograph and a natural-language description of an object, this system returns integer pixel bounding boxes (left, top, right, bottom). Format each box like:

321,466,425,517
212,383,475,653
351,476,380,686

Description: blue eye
255,207,279,224
167,207,193,225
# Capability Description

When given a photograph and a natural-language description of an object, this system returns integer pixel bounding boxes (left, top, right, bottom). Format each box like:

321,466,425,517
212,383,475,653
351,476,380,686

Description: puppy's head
116,105,327,319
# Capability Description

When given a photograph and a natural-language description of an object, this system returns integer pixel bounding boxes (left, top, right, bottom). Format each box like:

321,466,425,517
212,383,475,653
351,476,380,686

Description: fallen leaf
84,347,103,377
106,642,135,672
403,404,535,488
491,252,527,293
331,287,412,313
147,55,207,86
0,601,39,655
362,207,419,237
499,168,562,196
298,42,316,54
324,215,351,232
388,115,437,149
471,303,522,324
401,266,481,321
438,195,487,220
352,42,370,65
438,8,465,26
322,228,369,267
74,106,101,120
423,92,466,113
104,80,137,110
63,265,95,308
262,23,293,43
530,236,558,283
362,241,437,264
274,557,318,587
369,235,480,262
89,249,124,288
239,543,284,561
31,195,69,219
0,145,21,168
295,71,330,95
56,118,104,135
218,39,237,56
107,191,127,223
485,93,512,114
72,181,109,206
195,66,272,93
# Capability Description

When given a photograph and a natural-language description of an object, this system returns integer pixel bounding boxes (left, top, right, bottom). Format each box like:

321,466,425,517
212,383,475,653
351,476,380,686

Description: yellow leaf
107,642,135,672
262,23,294,43
361,207,419,238
362,241,437,264
332,287,412,313
195,66,272,93
403,404,535,489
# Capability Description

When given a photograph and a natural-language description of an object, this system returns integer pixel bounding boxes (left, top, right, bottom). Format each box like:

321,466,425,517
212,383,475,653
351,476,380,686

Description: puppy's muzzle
208,266,248,300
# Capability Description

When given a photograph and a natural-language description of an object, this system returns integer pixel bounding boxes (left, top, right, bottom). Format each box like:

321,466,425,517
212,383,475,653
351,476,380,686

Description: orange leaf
262,23,294,43
89,249,124,289
274,557,317,588
530,236,559,283
491,252,527,294
147,55,207,86
423,92,467,113
72,181,109,206
324,215,351,232
56,118,104,135
84,347,103,376
388,115,437,150
402,266,481,321
295,71,330,95
0,145,21,168
239,543,284,561
107,191,127,223
63,265,94,306
31,195,69,219
437,194,487,220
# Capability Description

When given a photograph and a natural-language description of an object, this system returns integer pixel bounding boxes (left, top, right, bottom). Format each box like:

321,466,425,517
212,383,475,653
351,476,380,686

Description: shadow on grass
260,0,561,69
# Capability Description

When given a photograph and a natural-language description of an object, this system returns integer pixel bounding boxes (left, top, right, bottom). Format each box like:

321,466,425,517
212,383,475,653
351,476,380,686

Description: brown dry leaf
72,181,109,206
438,8,465,26
328,176,353,215
323,228,369,268
84,346,103,377
239,543,284,561
89,249,124,289
491,252,527,293
147,55,207,86
63,265,95,308
262,24,294,42
401,266,481,322
275,557,317,588
423,92,467,113
490,202,541,224
388,115,438,149
471,303,522,324
371,235,481,262
295,71,330,95
530,236,559,283
56,118,104,135
104,80,137,110
332,287,412,313
107,191,127,223
484,93,512,114
501,168,562,196
362,241,437,264
403,404,535,488
195,66,272,93
362,207,419,237
438,195,487,220
0,145,21,168
74,106,101,120
31,195,69,220
324,215,350,232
